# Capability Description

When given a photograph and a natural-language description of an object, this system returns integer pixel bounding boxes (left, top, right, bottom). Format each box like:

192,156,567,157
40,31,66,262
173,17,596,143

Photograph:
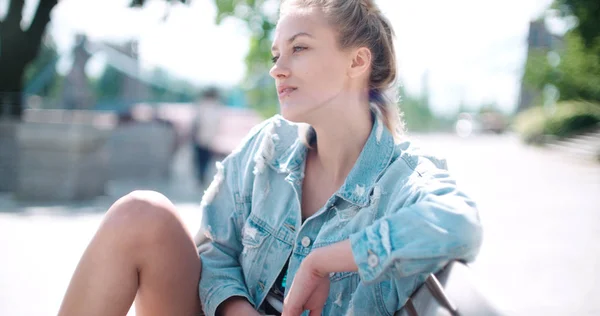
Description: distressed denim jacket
197,114,483,316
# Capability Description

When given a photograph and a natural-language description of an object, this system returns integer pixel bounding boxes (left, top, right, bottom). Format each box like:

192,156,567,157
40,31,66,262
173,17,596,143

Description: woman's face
270,6,352,123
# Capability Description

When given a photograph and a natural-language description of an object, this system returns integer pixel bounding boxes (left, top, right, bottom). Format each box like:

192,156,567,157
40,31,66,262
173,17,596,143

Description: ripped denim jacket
197,115,483,316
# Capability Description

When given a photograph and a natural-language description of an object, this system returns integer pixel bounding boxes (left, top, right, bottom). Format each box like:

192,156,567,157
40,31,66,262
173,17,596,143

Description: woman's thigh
116,190,203,316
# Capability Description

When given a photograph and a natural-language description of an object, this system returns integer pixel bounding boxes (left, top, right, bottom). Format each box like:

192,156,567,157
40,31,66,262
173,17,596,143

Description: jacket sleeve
197,117,276,315
349,158,483,284
197,156,253,316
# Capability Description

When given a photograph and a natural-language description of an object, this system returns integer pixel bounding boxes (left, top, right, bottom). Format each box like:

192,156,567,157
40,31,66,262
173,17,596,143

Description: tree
524,32,600,103
0,0,189,120
523,0,600,104
517,0,600,141
213,0,279,117
0,0,58,118
555,0,600,49
24,38,64,101
94,66,125,101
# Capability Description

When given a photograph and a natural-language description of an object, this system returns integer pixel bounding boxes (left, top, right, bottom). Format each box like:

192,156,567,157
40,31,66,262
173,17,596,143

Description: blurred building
101,40,150,103
517,19,563,112
61,35,94,110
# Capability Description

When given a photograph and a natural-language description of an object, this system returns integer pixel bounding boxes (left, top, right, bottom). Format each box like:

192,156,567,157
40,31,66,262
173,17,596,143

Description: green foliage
399,86,454,132
90,65,198,104
213,0,279,118
523,32,600,103
556,34,600,101
24,41,64,99
243,76,279,117
554,0,600,49
93,66,124,100
514,101,600,143
519,0,600,146
144,68,198,102
522,0,600,122
401,95,436,132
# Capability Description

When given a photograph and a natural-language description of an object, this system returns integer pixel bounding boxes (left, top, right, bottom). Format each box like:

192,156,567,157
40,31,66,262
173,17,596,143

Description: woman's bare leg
58,190,202,316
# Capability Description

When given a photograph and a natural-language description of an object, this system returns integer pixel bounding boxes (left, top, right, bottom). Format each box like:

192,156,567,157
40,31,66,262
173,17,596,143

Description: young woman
59,1,482,315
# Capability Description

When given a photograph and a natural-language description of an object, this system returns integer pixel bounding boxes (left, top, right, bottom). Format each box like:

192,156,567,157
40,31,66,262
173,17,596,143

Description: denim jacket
197,114,483,316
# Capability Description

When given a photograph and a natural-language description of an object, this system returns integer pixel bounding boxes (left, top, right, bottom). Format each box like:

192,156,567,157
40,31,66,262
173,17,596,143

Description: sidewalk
0,146,206,316
546,127,600,162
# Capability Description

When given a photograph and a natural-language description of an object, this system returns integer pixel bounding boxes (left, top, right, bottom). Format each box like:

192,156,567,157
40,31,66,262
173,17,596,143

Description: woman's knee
102,190,188,245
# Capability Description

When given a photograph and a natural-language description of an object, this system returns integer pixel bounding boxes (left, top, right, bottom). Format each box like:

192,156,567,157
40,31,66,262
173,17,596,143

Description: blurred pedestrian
191,87,224,185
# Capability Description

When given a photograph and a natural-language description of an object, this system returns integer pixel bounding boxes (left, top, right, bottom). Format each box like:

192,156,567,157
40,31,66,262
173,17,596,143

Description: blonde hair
281,0,405,143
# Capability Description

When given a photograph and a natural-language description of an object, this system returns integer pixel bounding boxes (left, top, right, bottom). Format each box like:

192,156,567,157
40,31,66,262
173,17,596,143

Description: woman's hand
282,254,330,316
282,240,358,316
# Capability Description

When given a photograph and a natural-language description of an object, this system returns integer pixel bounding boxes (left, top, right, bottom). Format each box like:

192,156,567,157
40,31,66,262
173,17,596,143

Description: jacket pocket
239,215,276,302
241,215,271,249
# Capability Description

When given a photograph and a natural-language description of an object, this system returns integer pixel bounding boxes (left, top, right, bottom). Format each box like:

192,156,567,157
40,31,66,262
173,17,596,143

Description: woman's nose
269,59,291,79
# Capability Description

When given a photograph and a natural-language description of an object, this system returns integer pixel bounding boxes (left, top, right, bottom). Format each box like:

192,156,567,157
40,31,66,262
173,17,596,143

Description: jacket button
368,253,379,268
301,236,312,247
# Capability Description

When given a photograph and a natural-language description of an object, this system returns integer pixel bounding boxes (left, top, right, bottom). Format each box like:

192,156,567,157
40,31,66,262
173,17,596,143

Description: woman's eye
293,46,306,53
271,47,305,63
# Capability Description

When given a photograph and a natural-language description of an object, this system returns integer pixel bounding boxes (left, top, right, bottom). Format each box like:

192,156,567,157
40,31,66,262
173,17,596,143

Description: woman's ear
348,47,372,78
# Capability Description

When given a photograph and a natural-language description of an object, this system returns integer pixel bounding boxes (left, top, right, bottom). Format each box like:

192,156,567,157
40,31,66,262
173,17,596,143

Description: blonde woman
59,1,482,315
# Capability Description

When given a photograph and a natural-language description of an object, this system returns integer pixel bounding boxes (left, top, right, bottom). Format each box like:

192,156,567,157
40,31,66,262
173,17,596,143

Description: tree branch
24,0,58,63
4,0,25,30
130,0,145,7
130,0,188,7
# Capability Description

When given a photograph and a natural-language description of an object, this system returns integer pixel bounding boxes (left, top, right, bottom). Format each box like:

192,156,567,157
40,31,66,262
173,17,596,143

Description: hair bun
360,0,379,15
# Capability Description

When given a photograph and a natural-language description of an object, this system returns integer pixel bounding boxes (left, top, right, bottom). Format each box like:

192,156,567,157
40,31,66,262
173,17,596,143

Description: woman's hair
281,0,405,142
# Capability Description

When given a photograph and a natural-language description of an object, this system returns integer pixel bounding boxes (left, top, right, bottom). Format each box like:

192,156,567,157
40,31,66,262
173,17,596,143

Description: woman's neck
309,104,373,187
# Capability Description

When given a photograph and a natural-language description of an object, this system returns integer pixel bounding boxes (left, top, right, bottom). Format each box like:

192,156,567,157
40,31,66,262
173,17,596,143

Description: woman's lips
278,87,297,98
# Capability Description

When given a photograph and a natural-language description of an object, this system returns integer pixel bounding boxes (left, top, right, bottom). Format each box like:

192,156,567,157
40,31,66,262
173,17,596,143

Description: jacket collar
334,115,394,206
267,114,395,207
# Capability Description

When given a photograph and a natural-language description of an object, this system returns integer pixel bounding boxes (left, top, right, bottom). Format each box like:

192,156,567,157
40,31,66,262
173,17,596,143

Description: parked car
455,112,507,137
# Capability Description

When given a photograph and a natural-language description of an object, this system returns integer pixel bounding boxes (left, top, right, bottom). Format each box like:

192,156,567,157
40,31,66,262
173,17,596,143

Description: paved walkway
410,133,600,316
1,134,599,316
0,146,206,316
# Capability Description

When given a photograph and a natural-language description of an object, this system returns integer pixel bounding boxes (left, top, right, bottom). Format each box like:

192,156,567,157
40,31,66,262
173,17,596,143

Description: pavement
546,127,600,162
1,133,599,316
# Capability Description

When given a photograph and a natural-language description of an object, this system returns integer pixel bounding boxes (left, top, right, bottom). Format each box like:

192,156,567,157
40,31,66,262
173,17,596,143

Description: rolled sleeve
350,190,483,284
349,219,391,283
201,281,254,316
200,242,255,315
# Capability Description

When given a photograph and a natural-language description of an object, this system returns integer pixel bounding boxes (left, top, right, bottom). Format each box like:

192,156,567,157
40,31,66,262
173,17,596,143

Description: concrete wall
2,109,181,201
104,121,177,181
16,122,110,201
0,120,19,192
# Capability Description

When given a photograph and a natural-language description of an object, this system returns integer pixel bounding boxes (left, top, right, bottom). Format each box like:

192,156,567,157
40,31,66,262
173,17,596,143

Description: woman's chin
280,105,304,123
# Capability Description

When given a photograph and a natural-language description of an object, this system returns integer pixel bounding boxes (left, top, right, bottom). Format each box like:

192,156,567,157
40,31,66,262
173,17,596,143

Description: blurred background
0,0,598,315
